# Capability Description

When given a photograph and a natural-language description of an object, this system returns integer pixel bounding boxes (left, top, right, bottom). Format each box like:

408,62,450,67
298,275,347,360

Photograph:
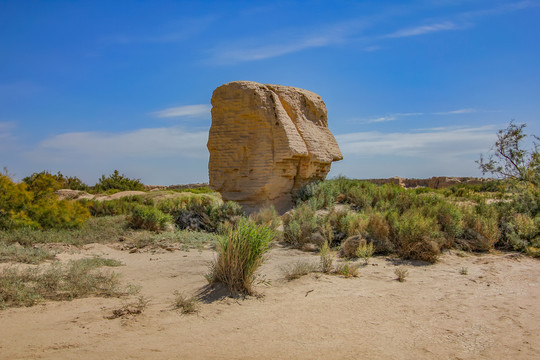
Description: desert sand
1,244,538,360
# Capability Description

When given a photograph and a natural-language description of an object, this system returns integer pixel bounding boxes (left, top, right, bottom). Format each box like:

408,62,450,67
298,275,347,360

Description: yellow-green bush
0,172,89,230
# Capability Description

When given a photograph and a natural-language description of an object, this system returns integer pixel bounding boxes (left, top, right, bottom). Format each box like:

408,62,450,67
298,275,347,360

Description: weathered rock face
207,81,343,213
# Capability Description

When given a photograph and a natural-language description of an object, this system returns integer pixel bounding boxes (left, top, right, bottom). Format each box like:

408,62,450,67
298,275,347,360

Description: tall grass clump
320,240,333,273
206,219,275,295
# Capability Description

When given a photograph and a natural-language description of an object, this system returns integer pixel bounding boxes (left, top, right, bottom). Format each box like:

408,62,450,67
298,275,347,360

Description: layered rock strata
207,81,343,213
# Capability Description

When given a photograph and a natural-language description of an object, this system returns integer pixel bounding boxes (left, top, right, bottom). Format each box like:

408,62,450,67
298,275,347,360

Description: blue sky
1,0,539,185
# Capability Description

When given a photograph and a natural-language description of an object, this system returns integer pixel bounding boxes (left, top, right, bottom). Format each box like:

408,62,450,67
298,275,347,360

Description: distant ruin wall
362,177,487,189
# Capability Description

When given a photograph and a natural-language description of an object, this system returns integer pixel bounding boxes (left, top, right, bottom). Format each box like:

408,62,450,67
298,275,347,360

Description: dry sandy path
1,245,538,359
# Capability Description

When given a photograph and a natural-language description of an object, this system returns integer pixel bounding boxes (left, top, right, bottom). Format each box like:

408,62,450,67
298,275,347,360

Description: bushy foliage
0,171,90,230
82,195,152,217
477,121,539,184
206,219,274,294
93,170,145,192
23,171,89,191
127,205,172,232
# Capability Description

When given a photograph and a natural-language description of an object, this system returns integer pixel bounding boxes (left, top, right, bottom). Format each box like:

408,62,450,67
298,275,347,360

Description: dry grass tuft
394,267,409,282
334,262,359,278
281,261,319,280
320,241,333,273
172,291,199,314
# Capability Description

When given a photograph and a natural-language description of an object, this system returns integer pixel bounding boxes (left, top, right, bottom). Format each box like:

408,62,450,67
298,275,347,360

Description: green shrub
93,170,145,192
82,196,149,217
206,219,274,294
283,203,320,247
394,211,442,263
250,205,281,230
461,204,500,252
128,205,172,232
423,201,464,243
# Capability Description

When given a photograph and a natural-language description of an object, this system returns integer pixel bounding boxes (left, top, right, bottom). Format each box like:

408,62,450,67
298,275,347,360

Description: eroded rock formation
207,81,343,213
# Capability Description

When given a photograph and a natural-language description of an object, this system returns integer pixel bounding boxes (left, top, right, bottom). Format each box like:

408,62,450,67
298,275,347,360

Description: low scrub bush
283,203,320,247
394,211,442,263
340,235,364,259
82,195,151,217
250,205,281,230
461,205,500,252
206,219,274,294
128,205,172,232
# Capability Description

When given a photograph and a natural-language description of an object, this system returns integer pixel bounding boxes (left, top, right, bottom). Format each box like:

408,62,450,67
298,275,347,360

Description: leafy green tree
477,122,539,184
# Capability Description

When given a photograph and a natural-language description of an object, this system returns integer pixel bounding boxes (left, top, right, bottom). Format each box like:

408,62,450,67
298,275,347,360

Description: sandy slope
1,244,538,360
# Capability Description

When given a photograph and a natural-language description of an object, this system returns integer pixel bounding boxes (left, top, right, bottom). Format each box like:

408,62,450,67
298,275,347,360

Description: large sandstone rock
207,81,343,213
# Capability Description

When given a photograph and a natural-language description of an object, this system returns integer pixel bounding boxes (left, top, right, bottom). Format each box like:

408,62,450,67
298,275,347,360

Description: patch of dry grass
0,257,131,309
281,261,319,280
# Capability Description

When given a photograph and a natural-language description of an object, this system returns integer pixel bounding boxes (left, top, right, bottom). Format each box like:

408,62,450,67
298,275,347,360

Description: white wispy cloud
151,104,211,118
364,112,424,123
384,21,460,38
209,20,366,64
208,1,536,64
29,127,208,160
361,108,498,123
336,126,495,158
104,16,215,44
461,0,540,18
434,108,477,115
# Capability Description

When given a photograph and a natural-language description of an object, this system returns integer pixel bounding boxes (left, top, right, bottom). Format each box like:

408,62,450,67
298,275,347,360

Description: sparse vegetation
0,243,56,264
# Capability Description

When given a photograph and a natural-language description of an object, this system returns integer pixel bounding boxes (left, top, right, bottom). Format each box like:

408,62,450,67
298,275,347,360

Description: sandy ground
1,244,539,360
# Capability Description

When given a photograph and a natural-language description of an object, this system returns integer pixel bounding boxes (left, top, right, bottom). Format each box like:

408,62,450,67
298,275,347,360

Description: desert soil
1,244,538,360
